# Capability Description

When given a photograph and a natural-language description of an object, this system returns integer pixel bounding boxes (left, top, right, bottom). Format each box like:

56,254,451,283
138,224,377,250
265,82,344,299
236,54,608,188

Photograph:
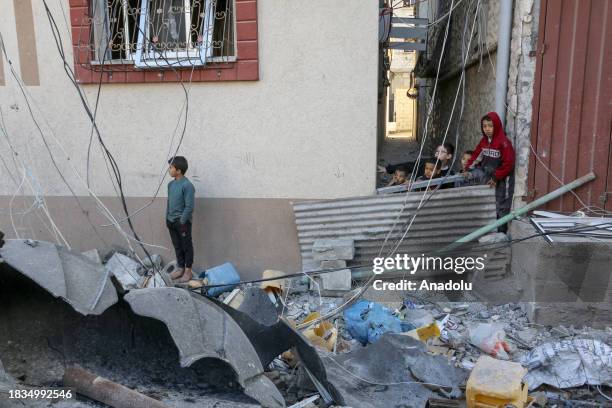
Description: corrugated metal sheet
292,186,497,270
529,0,612,212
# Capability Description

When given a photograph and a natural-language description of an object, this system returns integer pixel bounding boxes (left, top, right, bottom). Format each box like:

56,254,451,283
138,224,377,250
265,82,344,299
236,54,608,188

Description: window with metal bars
89,0,235,67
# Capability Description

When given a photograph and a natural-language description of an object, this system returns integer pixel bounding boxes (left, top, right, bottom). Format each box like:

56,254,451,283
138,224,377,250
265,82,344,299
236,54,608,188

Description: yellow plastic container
466,355,533,408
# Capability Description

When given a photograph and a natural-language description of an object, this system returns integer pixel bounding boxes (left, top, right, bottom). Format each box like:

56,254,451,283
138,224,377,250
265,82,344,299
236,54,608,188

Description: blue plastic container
198,262,240,297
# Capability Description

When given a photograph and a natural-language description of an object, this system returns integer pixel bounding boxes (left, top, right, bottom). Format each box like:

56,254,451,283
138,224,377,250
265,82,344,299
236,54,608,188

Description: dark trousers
166,220,194,268
470,168,514,233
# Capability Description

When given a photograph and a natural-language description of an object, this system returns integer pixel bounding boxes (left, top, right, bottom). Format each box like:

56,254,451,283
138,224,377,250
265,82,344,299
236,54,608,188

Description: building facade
0,0,379,278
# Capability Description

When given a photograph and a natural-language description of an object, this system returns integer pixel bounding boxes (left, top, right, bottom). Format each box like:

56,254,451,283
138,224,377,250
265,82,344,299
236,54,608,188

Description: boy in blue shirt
166,156,195,283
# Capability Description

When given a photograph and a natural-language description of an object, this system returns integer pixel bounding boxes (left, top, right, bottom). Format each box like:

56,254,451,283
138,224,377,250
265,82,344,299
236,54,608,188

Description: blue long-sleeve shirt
166,177,195,224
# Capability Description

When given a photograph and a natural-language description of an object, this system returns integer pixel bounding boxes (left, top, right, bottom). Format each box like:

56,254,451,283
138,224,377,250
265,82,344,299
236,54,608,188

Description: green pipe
444,171,596,251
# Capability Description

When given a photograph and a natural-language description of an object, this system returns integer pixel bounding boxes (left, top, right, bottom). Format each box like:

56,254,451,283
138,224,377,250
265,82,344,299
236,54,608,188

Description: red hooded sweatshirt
464,111,515,181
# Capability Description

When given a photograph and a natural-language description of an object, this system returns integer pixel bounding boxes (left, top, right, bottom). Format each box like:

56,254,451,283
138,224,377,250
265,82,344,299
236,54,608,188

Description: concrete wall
0,0,379,278
506,0,540,206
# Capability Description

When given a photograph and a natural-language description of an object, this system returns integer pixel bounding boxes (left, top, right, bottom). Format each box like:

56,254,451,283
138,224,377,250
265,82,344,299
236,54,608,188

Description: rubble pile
1,238,610,408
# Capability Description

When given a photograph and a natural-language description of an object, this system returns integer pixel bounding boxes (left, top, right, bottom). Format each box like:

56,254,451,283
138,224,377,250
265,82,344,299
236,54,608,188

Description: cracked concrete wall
506,0,540,206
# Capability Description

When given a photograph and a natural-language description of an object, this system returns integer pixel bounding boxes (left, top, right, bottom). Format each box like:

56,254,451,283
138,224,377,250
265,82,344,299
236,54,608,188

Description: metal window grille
85,0,235,70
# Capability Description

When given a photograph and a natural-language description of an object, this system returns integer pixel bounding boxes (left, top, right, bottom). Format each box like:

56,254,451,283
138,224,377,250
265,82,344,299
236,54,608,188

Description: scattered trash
302,312,338,352
520,339,612,389
261,269,286,295
199,262,240,297
466,356,532,408
468,322,511,359
343,300,402,345
405,321,441,342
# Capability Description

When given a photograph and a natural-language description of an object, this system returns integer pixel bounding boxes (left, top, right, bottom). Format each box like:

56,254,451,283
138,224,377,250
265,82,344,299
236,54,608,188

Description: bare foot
169,267,184,280
175,268,193,283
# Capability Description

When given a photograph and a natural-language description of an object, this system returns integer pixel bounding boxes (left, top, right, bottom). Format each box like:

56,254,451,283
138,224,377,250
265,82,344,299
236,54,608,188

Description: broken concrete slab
320,260,347,269
105,253,141,290
142,254,163,270
233,287,280,326
323,333,468,407
212,290,342,404
312,239,354,261
0,240,117,315
320,268,352,291
124,288,285,408
81,248,102,264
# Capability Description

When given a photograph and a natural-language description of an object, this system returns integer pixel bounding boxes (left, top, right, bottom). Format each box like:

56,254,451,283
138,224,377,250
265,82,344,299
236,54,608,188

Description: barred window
90,0,235,67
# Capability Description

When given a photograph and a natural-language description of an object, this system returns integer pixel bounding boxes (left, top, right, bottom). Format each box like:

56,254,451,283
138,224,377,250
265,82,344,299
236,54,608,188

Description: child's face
424,163,435,179
434,145,452,162
461,153,472,168
482,119,495,138
394,170,407,184
168,165,180,178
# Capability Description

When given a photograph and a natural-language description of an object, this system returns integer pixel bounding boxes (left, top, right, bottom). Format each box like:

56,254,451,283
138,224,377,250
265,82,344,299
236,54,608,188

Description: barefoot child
166,156,195,283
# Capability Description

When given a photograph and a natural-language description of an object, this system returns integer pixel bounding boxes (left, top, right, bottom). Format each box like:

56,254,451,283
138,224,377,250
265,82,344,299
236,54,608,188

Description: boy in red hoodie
464,112,515,233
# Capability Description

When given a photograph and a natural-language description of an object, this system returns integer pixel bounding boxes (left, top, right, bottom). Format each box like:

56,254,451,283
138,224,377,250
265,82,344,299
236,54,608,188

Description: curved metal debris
124,287,286,408
0,240,117,315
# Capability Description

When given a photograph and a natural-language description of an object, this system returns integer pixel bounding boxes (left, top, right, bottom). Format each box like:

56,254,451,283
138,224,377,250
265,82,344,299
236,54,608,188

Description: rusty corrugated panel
529,0,612,212
292,186,497,269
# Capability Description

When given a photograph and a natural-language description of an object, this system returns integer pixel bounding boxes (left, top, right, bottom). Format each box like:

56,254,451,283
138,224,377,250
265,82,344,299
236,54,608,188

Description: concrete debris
140,272,168,288
520,338,612,389
142,253,163,269
312,239,355,261
0,239,118,315
320,268,352,291
3,236,611,407
124,288,284,407
63,365,170,408
105,252,142,290
323,333,468,408
233,286,281,326
81,248,102,264
320,260,347,269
